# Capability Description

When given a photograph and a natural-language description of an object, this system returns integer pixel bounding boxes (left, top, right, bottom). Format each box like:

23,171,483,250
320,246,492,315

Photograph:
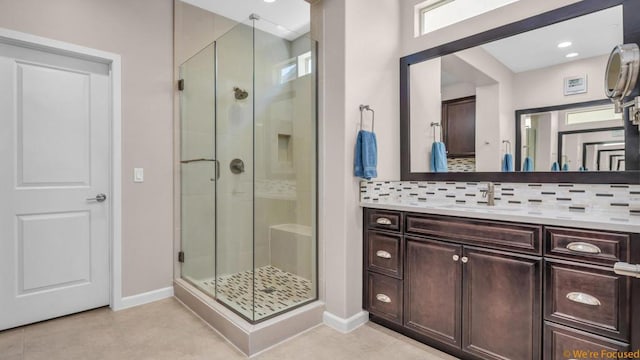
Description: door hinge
178,79,184,91
178,251,184,263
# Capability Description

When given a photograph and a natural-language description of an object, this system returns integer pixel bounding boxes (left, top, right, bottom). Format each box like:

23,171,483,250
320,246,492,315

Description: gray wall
0,0,174,297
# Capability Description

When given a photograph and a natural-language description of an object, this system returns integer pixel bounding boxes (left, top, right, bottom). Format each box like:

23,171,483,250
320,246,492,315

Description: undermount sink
437,203,521,212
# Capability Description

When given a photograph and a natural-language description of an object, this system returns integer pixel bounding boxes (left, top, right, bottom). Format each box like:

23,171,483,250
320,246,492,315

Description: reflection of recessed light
557,41,572,48
566,52,579,58
264,0,275,2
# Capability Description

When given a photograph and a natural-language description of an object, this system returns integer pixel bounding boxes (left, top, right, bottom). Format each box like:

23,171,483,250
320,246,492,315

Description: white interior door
0,41,111,330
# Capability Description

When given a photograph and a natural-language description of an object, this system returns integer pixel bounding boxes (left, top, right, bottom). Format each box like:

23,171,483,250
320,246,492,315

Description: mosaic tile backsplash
447,157,476,172
360,181,640,215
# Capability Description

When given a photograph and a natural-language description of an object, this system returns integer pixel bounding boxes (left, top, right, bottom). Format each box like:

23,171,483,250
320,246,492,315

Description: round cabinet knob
461,256,469,263
452,255,460,261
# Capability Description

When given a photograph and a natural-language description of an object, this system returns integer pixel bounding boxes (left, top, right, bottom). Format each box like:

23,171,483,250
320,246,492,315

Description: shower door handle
209,159,220,181
180,158,220,181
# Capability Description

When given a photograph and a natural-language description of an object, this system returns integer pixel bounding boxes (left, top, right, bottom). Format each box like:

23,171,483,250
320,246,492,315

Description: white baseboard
323,310,368,333
114,286,174,311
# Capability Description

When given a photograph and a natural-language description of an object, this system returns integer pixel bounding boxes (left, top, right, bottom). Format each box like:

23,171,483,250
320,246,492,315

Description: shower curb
173,279,324,355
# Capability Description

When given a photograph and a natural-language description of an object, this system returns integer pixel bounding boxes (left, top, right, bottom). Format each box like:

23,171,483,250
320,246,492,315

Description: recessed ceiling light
566,52,579,58
557,41,572,48
264,0,276,2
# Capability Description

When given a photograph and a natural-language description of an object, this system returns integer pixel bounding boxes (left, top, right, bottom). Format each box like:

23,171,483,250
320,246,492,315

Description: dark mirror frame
400,0,640,183
556,126,624,171
556,126,625,169
514,99,623,168
584,142,625,170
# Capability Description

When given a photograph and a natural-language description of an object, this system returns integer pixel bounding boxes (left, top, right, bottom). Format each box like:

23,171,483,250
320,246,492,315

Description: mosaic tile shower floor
194,265,313,320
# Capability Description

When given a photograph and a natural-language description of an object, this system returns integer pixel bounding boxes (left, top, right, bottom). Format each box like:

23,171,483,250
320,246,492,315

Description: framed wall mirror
400,0,640,183
515,99,626,172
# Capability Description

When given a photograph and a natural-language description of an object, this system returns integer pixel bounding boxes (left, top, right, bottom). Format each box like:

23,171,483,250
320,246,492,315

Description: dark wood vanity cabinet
363,208,639,360
404,237,541,359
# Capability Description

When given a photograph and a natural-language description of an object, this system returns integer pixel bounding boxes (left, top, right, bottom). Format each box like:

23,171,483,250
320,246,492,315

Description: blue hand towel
354,130,377,180
430,142,448,172
551,162,560,171
522,157,534,172
562,163,569,171
502,153,514,172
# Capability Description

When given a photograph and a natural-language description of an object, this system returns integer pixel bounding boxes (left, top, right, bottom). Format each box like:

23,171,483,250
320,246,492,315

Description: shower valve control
230,159,245,174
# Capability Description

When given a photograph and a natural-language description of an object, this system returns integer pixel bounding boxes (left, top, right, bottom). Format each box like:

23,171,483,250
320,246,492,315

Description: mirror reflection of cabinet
442,96,476,158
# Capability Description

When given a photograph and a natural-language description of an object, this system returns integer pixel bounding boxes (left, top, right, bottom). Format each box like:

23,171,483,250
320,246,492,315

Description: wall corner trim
322,310,369,333
114,286,174,311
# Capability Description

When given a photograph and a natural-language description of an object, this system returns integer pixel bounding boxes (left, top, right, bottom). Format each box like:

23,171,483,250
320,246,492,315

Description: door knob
87,193,107,202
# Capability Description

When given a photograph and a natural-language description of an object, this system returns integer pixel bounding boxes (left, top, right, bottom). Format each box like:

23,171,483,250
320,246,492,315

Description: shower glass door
214,16,318,322
179,43,217,298
180,16,318,323
252,23,317,321
215,19,256,320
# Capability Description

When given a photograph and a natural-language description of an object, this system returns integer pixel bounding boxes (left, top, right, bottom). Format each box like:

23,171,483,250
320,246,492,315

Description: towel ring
430,122,442,142
359,105,375,131
502,140,511,154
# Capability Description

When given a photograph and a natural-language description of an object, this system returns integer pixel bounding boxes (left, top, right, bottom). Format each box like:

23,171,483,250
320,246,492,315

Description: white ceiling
481,5,623,73
181,0,310,41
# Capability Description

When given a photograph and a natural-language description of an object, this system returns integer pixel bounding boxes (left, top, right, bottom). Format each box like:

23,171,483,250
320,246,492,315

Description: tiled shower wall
360,181,640,215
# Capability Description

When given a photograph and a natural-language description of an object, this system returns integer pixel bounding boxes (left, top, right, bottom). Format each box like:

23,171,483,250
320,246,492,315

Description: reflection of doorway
442,96,476,159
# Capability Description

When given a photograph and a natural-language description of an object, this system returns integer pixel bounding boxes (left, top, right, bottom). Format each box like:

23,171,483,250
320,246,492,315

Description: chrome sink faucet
481,182,496,206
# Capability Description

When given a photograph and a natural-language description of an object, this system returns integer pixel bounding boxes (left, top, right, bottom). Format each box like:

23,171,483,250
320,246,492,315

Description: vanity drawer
544,261,629,341
366,231,403,279
405,214,542,255
544,322,629,360
545,227,629,266
366,209,403,232
366,272,403,325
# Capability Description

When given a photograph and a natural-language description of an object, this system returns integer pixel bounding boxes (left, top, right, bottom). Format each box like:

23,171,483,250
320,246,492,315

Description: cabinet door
442,96,476,157
462,247,542,360
405,237,462,347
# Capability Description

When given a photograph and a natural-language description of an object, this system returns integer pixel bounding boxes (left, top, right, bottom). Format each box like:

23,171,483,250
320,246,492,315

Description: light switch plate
134,168,144,182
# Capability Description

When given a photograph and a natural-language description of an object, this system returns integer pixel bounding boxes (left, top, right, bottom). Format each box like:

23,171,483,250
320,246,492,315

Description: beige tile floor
0,298,457,360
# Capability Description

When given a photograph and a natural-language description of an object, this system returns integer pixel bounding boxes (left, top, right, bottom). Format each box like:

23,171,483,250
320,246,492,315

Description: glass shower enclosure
179,17,317,323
